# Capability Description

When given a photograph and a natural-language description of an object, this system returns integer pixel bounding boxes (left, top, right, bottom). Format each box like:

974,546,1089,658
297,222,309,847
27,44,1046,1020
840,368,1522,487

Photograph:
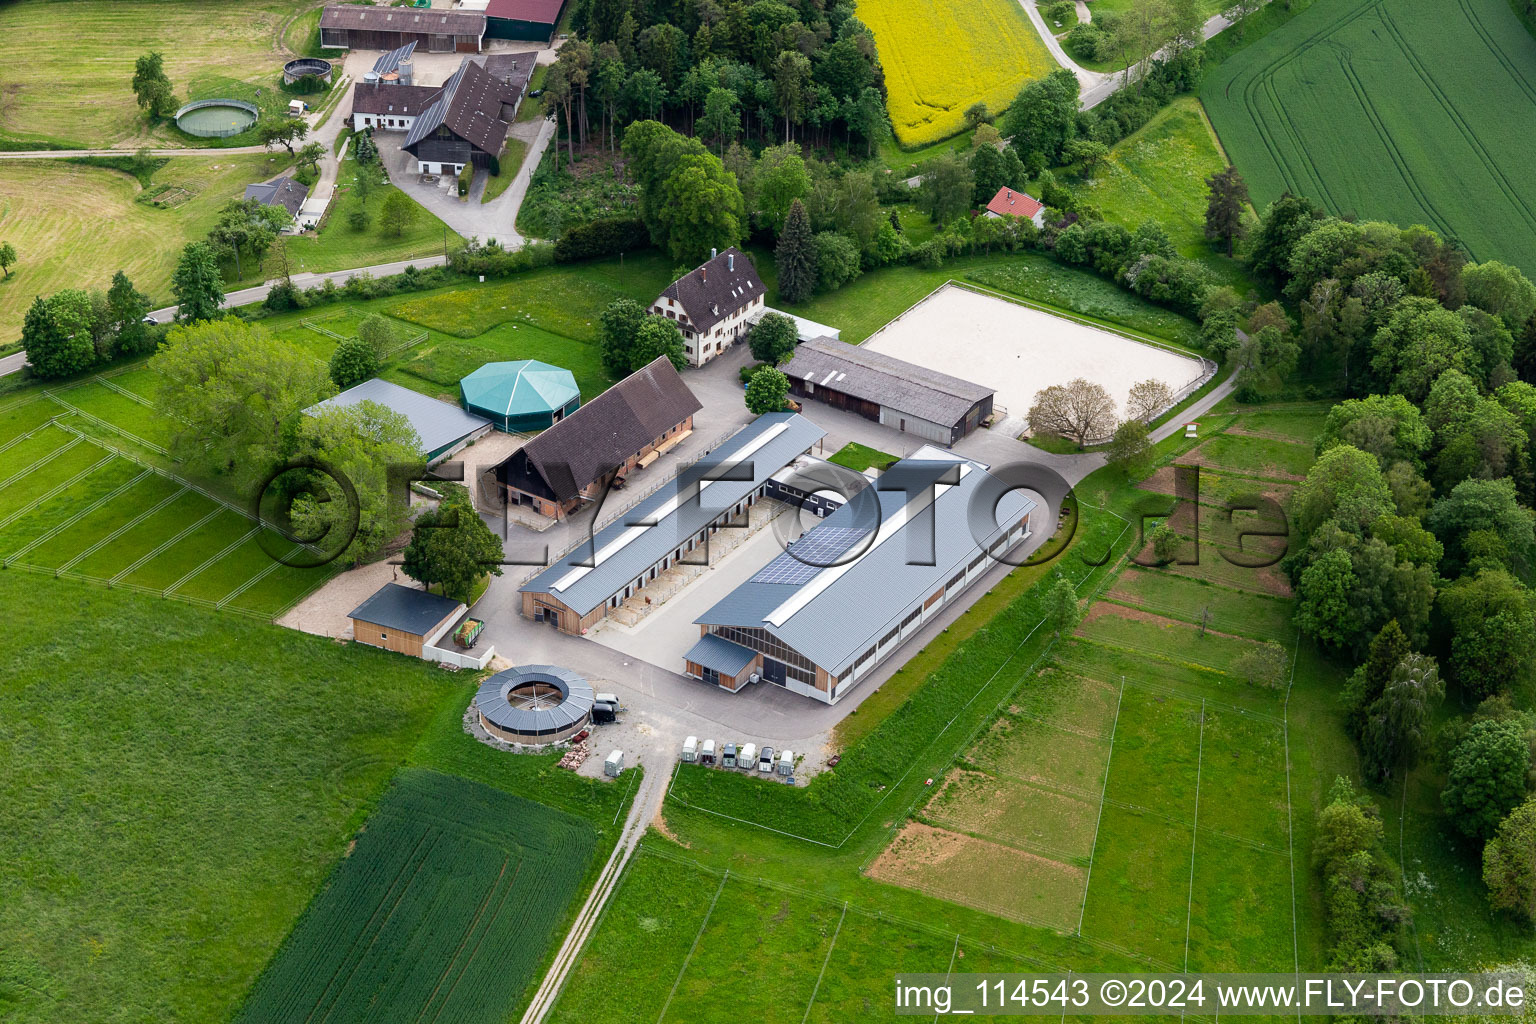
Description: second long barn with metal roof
689,447,1036,705
782,336,995,446
519,413,825,634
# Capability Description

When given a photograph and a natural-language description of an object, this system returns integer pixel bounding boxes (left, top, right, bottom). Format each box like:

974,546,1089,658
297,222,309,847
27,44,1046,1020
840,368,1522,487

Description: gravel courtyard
862,283,1208,425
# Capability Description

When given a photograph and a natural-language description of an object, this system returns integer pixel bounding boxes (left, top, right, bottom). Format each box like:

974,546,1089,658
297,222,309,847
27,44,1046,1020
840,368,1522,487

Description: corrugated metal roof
782,337,993,427
684,633,758,677
696,454,1036,676
348,582,461,635
521,413,826,615
306,378,488,456
321,6,486,34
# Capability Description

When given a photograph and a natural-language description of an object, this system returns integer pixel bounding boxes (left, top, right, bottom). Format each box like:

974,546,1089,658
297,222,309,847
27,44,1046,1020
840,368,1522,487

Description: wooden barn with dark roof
650,247,766,367
493,356,702,518
401,58,519,175
319,6,486,53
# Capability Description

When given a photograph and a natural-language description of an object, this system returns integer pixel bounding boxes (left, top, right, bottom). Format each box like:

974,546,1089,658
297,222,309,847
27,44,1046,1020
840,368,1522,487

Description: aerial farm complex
6,0,1536,1021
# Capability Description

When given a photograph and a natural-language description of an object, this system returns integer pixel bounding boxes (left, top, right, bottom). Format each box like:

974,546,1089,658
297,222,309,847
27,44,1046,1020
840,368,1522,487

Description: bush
456,162,474,198
450,238,557,278
552,217,650,263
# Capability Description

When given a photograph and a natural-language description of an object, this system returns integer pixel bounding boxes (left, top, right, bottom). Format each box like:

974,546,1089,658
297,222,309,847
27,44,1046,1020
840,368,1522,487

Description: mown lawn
826,441,896,473
0,572,455,1024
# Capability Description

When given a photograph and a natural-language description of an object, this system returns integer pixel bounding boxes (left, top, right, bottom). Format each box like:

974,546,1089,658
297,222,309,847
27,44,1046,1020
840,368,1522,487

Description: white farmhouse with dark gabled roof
650,247,766,367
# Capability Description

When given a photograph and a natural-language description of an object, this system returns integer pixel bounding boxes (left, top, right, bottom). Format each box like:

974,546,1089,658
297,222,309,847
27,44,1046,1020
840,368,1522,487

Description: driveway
373,116,556,247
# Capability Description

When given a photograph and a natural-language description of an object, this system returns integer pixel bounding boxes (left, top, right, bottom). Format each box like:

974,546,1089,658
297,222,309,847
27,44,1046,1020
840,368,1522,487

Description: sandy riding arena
861,284,1209,423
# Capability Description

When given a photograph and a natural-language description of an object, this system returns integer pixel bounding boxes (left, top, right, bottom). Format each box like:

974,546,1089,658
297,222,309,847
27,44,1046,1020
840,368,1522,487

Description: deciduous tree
379,190,418,238
1107,418,1153,478
1028,378,1116,448
1483,795,1536,921
1442,717,1532,840
132,51,175,119
290,400,421,565
599,298,647,376
745,365,790,413
1043,575,1083,636
749,311,798,365
21,291,96,379
328,336,380,390
1233,640,1289,690
1126,378,1173,421
1360,652,1444,783
0,241,17,278
150,318,333,485
105,271,153,358
401,482,505,601
632,316,686,370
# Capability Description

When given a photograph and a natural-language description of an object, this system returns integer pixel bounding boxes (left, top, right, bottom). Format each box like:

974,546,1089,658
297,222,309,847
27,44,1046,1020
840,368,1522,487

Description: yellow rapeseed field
860,0,1057,147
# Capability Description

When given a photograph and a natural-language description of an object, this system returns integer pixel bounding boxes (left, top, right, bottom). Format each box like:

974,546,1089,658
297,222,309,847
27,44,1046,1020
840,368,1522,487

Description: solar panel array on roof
749,525,869,586
475,665,594,736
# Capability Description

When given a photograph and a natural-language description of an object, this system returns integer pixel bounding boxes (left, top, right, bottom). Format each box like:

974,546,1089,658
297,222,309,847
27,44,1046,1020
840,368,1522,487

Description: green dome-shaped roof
460,360,579,420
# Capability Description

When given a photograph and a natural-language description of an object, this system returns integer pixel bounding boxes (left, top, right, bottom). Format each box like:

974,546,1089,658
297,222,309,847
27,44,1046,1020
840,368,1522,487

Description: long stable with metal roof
519,413,826,634
692,447,1036,704
305,377,491,462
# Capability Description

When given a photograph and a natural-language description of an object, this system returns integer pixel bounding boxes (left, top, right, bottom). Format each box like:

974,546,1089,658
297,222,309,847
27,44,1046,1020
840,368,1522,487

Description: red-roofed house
486,0,567,43
984,186,1047,227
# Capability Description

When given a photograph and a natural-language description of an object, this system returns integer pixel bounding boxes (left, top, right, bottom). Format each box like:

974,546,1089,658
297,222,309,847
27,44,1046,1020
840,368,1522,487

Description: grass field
0,0,302,149
0,151,463,344
1067,97,1247,288
755,249,1201,346
0,572,458,1024
0,154,289,341
1202,0,1536,276
236,768,596,1024
859,0,1056,146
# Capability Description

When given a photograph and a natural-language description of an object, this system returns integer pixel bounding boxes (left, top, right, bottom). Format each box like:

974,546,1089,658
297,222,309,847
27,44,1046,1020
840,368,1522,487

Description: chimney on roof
711,247,717,260
701,266,707,282
728,253,734,271
1006,189,1013,200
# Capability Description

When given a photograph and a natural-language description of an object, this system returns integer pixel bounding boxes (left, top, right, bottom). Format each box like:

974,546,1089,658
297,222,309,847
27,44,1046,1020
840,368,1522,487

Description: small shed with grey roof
305,378,491,462
349,583,465,657
781,336,995,446
683,633,761,691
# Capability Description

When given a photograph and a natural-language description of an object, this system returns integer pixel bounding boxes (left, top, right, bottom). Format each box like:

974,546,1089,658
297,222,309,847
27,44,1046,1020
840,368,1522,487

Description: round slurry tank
475,665,594,745
283,57,333,86
174,99,259,138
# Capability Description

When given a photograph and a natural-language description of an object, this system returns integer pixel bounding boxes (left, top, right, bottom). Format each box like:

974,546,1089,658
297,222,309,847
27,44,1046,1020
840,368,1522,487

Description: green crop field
1203,0,1536,276
236,768,596,1024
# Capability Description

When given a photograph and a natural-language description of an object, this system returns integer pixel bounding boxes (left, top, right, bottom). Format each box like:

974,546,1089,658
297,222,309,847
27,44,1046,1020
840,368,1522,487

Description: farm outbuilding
305,378,492,463
781,336,995,446
459,359,580,432
485,0,567,42
319,6,486,53
349,583,465,657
